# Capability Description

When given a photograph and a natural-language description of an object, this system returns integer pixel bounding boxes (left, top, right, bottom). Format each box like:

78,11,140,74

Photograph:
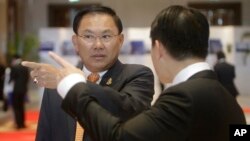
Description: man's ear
72,35,79,54
154,40,164,59
118,34,124,49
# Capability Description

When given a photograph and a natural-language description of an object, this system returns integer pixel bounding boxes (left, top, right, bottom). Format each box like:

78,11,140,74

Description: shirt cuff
57,73,86,98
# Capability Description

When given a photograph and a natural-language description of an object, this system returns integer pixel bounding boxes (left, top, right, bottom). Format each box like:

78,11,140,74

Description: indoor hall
1,0,250,141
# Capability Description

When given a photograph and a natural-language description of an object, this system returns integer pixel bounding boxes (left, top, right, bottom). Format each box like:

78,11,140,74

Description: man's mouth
92,54,105,60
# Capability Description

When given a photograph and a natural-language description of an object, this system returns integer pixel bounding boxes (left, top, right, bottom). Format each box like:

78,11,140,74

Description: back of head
216,51,225,60
11,54,22,65
73,5,123,34
150,5,209,61
13,54,21,60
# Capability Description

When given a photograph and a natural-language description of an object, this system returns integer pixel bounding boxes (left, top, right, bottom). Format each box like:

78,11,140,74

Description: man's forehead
78,29,115,34
81,13,114,22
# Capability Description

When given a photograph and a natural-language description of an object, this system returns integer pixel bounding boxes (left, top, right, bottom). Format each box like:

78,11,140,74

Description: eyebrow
102,29,114,34
79,29,93,34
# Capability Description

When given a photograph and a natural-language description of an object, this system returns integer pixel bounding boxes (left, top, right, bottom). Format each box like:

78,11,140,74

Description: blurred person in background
9,54,29,129
214,51,239,98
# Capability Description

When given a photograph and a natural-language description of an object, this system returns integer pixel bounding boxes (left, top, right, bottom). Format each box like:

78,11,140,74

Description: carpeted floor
0,110,39,141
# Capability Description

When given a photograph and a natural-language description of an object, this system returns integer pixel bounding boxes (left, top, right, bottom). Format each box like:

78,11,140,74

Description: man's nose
93,37,104,48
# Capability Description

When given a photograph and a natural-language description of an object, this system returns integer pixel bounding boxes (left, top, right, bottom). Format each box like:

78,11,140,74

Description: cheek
78,48,90,59
78,45,89,54
108,44,120,57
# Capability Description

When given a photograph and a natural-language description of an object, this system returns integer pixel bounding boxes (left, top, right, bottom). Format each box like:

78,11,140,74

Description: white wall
232,27,250,96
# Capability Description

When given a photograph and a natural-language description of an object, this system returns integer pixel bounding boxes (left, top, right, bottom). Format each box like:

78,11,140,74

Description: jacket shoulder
122,63,152,73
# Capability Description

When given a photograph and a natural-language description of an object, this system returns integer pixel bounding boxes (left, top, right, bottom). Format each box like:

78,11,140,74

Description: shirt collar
171,62,212,87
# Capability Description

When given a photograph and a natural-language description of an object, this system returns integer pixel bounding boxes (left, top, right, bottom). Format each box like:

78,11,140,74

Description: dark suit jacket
10,63,29,97
35,60,154,141
214,61,239,97
0,65,5,100
62,70,246,141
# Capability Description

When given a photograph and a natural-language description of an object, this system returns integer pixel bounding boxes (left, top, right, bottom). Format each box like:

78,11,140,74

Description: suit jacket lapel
100,60,123,87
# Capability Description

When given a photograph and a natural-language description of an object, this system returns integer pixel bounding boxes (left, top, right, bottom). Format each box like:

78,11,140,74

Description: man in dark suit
23,5,246,141
33,6,154,141
214,51,239,97
10,55,29,129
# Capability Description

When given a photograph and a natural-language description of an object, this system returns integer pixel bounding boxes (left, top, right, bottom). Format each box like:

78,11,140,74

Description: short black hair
13,54,21,59
150,5,209,60
73,5,123,34
216,51,225,60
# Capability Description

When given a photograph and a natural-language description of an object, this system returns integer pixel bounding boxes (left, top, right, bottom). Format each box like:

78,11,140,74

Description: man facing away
23,5,246,141
34,5,154,141
214,51,239,97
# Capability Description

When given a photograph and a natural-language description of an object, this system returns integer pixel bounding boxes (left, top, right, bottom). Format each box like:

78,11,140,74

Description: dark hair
13,54,21,59
73,5,123,34
216,51,225,60
150,5,209,60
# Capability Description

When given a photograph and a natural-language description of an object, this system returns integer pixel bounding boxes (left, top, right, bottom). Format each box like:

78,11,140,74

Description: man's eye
84,35,94,39
102,35,112,39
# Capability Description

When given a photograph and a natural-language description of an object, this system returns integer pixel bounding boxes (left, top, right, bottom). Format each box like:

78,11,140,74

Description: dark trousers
12,93,25,128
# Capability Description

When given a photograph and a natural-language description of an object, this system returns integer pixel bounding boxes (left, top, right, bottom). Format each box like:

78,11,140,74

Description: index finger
48,51,74,68
21,61,41,70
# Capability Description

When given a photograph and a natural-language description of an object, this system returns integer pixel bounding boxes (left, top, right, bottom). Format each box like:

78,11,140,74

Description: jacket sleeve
61,85,192,141
83,66,154,120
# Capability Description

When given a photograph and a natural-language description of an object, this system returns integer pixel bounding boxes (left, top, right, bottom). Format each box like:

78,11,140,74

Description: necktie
87,73,100,83
74,73,100,141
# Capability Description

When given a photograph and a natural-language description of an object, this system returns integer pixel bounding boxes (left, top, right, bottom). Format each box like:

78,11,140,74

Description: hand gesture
22,52,83,89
